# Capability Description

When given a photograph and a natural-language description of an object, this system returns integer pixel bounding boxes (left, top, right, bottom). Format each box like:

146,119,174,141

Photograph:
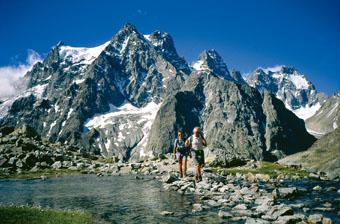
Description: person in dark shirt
173,130,190,178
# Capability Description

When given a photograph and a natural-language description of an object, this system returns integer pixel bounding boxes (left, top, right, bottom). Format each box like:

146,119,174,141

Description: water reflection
0,175,221,223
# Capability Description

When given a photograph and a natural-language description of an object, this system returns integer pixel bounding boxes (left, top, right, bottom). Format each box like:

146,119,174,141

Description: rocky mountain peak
56,41,64,48
230,69,246,85
118,23,140,35
143,31,190,74
246,65,324,120
144,31,175,51
254,65,311,90
192,49,233,80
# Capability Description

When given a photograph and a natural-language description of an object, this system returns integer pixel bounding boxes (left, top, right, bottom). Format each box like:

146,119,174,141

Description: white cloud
0,50,42,101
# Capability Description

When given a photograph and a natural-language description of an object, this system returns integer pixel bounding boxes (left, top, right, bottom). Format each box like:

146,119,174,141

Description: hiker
185,127,207,182
173,130,190,178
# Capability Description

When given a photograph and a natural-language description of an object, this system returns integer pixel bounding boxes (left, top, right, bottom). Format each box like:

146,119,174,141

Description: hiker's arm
202,137,207,146
173,142,177,159
185,139,190,147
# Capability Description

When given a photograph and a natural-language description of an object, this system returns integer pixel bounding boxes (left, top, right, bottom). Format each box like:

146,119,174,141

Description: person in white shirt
185,127,207,182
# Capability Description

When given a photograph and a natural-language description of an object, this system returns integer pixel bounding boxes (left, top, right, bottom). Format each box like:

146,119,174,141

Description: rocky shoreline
159,165,339,224
0,126,339,223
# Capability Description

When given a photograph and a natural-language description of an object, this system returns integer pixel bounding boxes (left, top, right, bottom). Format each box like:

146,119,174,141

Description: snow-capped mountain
0,24,316,164
191,50,234,81
246,65,326,120
0,23,190,161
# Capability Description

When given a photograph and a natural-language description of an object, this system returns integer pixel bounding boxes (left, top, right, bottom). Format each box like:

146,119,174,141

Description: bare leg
195,165,199,182
179,158,183,178
198,165,202,181
183,158,187,177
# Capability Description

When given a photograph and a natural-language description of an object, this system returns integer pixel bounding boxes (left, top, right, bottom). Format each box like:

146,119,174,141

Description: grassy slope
213,161,308,178
0,206,92,224
278,128,340,173
0,168,85,179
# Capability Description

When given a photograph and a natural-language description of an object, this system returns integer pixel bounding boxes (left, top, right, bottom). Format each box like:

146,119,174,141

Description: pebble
313,185,322,191
160,211,174,216
218,210,232,219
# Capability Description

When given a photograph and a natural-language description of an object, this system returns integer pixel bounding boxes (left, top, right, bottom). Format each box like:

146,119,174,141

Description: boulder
162,173,178,184
22,153,37,168
307,214,323,223
255,173,270,182
246,218,271,224
160,211,174,216
312,185,322,191
15,159,24,168
8,157,17,166
0,158,7,167
245,172,256,183
274,187,297,198
192,203,203,213
263,204,294,221
131,163,142,170
0,126,15,137
274,214,304,224
234,204,247,210
218,210,233,219
51,161,62,169
20,124,40,139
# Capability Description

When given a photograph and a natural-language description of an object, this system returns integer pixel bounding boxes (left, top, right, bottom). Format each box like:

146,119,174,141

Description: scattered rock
234,204,247,210
321,217,333,224
218,210,232,219
246,217,270,224
255,173,270,182
274,214,304,224
245,172,256,183
15,159,24,168
160,211,174,216
309,172,320,179
313,185,322,191
307,214,323,223
264,204,294,220
192,203,203,213
276,187,298,198
162,173,178,184
206,200,220,207
51,161,62,169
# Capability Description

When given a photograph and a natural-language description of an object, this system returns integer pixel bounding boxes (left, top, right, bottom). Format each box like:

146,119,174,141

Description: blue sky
1,0,339,95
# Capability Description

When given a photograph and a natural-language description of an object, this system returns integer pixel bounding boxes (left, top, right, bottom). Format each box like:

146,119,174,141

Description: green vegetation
213,161,308,178
0,168,84,180
280,128,340,176
0,206,92,224
96,156,115,164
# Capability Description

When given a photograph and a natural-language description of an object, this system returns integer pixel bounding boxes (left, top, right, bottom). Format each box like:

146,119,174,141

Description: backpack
175,139,187,154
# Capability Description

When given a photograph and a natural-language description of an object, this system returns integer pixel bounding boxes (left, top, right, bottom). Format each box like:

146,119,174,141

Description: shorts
176,152,188,160
191,149,205,166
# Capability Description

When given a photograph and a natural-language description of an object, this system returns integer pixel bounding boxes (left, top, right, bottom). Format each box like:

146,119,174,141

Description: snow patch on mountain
84,101,161,157
85,101,160,129
262,65,283,73
192,59,205,71
0,83,48,119
289,74,309,89
327,102,338,118
59,41,110,66
291,102,321,120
